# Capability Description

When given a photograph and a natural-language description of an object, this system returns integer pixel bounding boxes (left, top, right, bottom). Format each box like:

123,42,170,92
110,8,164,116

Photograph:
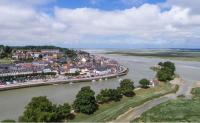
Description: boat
92,80,96,82
69,82,73,85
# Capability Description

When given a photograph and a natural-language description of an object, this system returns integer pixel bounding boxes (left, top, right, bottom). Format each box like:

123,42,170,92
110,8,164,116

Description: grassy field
70,83,178,122
107,50,200,62
134,87,200,122
0,58,12,64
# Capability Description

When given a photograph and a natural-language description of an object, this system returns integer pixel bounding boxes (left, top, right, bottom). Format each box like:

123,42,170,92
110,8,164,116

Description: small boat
92,80,96,82
99,78,102,81
69,82,73,85
105,78,108,80
118,78,122,82
53,84,59,86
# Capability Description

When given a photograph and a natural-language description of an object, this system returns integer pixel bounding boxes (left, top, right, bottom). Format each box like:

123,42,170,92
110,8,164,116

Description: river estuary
0,52,200,120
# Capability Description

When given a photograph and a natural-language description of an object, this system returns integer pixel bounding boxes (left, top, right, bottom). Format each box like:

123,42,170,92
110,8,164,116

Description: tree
65,49,77,58
96,89,110,103
96,89,122,103
163,61,175,74
55,103,71,121
73,86,98,114
156,61,176,82
0,45,12,58
108,89,122,101
158,62,163,66
3,46,12,54
139,79,150,88
118,79,135,97
157,68,173,82
19,96,57,122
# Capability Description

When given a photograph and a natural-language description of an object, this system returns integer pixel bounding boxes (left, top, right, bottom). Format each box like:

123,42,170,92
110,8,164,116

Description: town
0,46,126,89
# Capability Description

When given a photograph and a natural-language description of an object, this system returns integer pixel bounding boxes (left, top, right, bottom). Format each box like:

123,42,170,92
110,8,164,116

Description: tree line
0,45,12,58
0,45,79,59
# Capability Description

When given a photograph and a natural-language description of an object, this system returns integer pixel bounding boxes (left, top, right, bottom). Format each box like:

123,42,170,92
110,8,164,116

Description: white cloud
0,1,200,48
164,0,200,14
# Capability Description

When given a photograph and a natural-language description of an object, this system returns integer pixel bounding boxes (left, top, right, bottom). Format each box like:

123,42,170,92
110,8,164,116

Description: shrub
96,89,122,103
139,79,150,88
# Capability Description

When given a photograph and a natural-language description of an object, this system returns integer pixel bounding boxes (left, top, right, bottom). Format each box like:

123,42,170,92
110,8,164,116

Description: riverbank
112,78,182,122
70,82,178,122
0,66,128,91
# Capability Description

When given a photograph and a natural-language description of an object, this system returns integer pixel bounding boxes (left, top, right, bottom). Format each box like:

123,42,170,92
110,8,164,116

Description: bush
96,89,122,103
1,119,16,123
139,79,150,88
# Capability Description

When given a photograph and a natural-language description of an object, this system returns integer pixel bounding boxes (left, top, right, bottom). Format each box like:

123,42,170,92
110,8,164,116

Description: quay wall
0,66,128,91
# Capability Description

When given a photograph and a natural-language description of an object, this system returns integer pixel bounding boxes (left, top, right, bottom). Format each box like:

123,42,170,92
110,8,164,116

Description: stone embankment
0,66,128,91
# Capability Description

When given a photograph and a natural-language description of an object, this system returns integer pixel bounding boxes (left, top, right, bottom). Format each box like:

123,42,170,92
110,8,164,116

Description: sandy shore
192,81,200,88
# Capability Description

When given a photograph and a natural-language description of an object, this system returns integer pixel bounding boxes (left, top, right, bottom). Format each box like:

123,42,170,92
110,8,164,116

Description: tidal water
0,52,199,120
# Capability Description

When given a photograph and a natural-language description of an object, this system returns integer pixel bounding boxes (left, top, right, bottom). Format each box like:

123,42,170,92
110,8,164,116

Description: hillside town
0,47,125,87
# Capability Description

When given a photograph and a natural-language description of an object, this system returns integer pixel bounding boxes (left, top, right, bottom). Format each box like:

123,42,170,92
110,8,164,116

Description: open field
134,87,200,122
0,58,12,64
70,83,178,122
106,50,200,62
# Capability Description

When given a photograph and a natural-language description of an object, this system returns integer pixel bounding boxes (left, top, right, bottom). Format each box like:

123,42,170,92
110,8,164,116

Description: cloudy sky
0,0,200,49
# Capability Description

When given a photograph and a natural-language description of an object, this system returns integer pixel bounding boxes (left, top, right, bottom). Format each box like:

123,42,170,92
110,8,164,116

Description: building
41,49,60,59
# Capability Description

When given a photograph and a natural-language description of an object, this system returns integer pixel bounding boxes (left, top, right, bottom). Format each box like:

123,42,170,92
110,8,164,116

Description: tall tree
19,96,56,122
118,79,135,97
73,86,98,114
55,103,71,121
157,61,176,82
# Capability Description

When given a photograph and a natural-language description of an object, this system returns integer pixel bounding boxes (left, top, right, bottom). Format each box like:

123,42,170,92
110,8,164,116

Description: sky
0,0,200,49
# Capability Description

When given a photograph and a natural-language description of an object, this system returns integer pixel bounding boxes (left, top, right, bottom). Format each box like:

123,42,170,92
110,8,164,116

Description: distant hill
11,45,69,51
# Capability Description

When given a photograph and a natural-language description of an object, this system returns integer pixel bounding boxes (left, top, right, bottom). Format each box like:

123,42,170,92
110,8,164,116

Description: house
93,68,111,76
41,49,60,59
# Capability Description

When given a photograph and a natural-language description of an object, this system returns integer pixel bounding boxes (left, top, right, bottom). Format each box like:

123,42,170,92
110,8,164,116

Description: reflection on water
0,53,200,120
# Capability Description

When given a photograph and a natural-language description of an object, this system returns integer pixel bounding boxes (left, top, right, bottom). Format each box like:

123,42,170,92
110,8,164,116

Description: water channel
0,52,199,120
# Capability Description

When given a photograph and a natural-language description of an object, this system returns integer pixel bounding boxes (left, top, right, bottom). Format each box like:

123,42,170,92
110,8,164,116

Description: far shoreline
105,52,200,62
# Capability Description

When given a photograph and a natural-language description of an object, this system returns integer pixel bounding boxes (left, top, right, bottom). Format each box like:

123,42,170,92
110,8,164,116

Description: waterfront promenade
0,66,128,91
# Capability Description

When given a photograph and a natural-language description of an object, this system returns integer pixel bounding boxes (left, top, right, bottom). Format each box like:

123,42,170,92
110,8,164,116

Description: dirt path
114,96,172,122
112,78,189,122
